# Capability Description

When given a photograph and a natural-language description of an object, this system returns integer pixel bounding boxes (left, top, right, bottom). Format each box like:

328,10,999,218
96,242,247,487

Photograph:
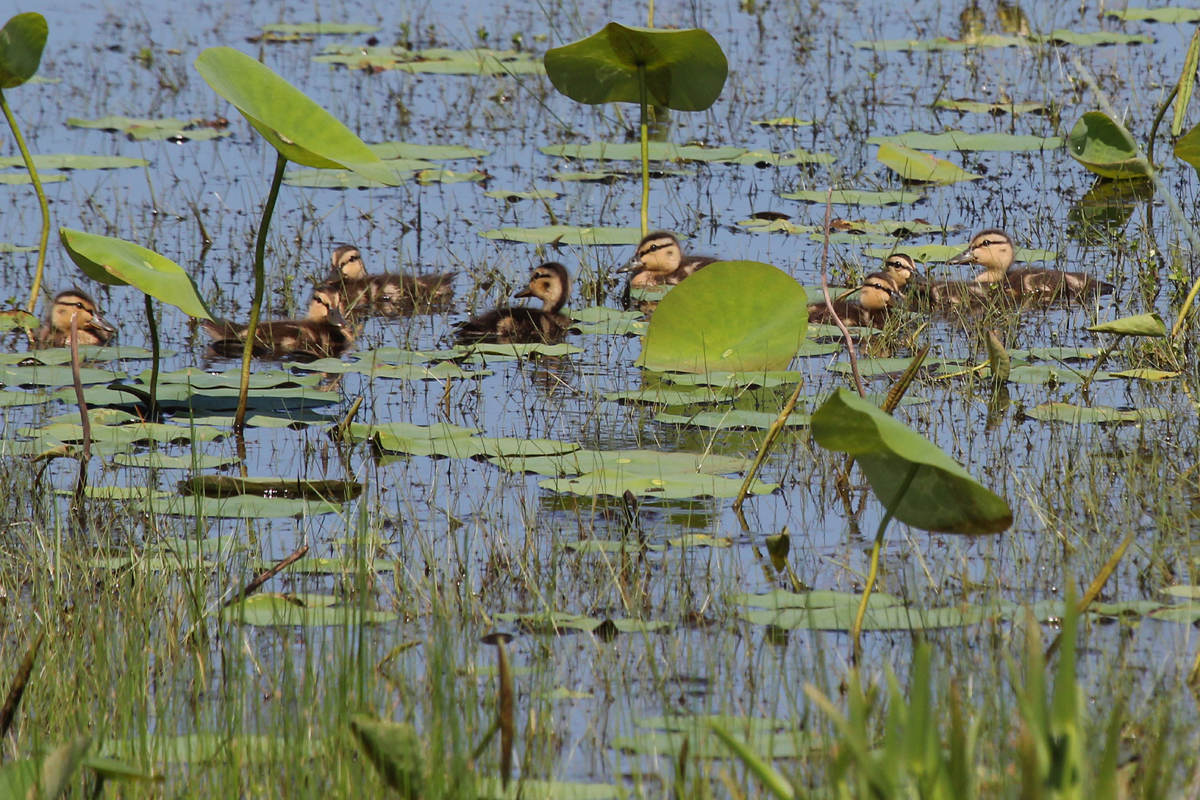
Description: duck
882,253,921,291
948,228,1114,301
888,251,990,308
33,289,117,348
322,244,456,314
456,262,571,344
615,231,716,304
807,272,901,329
201,286,353,361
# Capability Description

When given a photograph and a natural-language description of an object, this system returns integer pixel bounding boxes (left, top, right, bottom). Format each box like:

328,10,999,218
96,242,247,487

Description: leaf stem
638,62,649,238
144,293,161,419
0,88,51,315
235,152,288,433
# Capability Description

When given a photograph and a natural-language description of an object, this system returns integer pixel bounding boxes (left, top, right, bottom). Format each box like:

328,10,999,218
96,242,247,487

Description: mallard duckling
201,286,353,361
615,231,715,301
949,228,1113,301
33,289,116,348
456,262,571,344
324,244,456,313
883,253,921,290
808,272,901,329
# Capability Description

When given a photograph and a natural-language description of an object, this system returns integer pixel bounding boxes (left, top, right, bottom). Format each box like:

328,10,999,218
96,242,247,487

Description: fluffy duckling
202,286,353,361
615,231,715,300
949,228,1114,301
324,244,456,313
456,262,571,344
882,253,921,291
808,272,901,329
34,289,116,348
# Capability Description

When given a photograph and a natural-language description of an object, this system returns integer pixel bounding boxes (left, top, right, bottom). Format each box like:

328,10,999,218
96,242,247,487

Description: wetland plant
192,47,399,432
544,23,728,236
0,12,50,313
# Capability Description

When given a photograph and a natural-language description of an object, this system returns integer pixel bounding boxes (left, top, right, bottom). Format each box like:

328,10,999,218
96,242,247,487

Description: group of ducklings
32,227,1112,356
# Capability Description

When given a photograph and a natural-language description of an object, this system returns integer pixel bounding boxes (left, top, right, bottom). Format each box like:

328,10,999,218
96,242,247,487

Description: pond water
2,0,1200,793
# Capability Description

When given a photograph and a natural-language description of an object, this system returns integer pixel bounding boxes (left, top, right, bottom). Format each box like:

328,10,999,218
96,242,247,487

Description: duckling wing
201,318,247,341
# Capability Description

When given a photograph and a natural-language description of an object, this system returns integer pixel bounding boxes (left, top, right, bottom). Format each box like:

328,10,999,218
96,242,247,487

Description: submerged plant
193,47,399,432
0,12,50,314
544,23,728,236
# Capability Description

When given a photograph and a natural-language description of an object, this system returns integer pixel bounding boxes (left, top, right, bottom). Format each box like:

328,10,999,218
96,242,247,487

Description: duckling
456,262,571,344
615,231,716,304
948,228,1113,301
33,289,116,348
201,286,353,361
808,272,900,329
882,253,921,290
888,251,991,308
324,244,456,313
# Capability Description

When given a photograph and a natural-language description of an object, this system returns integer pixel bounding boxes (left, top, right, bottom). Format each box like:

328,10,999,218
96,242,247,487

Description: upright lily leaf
1174,28,1200,137
0,12,48,89
194,47,398,185
877,143,982,184
638,262,808,373
59,228,213,319
1086,312,1166,337
348,715,426,800
811,389,1012,534
544,23,728,112
1174,121,1200,176
1068,112,1151,179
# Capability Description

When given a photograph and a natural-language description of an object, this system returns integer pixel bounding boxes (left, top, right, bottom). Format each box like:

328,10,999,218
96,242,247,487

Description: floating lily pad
751,116,813,127
416,168,487,184
549,170,626,182
478,779,621,800
877,143,982,184
1106,7,1200,22
1069,111,1151,179
0,389,52,407
541,470,777,499
479,225,643,245
54,383,340,413
564,539,666,554
181,475,362,501
493,611,669,635
931,99,1046,115
1,364,123,386
829,357,943,377
66,116,230,142
667,533,734,548
19,422,223,447
484,189,560,201
460,342,583,360
732,588,902,610
868,131,1062,152
151,368,321,389
368,141,489,160
602,386,735,405
1008,346,1100,361
1087,311,1166,337
283,165,422,189
740,602,997,630
1024,403,1167,424
314,45,545,75
854,35,1024,52
223,594,396,626
638,262,808,373
568,306,646,336
21,346,177,364
659,370,801,389
0,172,66,184
1109,368,1180,381
0,154,149,170
1035,30,1153,46
182,409,335,428
655,409,810,430
0,243,39,254
262,22,381,34
113,453,241,470
170,493,348,518
540,142,747,162
1004,365,1107,384
492,448,750,478
0,309,38,330
832,219,952,236
726,148,835,166
254,556,397,574
780,189,923,206
348,421,579,460
736,219,819,235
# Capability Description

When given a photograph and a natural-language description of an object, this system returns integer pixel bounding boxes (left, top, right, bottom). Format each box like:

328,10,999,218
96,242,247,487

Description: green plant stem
0,87,51,315
647,0,655,27
235,152,288,433
1079,334,1123,396
1146,83,1178,168
733,378,804,520
851,463,919,662
143,294,160,419
638,62,649,238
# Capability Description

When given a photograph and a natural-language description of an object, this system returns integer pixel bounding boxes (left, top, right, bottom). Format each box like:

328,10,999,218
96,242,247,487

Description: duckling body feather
325,245,455,313
456,262,571,344
202,288,352,361
807,272,900,329
950,228,1113,302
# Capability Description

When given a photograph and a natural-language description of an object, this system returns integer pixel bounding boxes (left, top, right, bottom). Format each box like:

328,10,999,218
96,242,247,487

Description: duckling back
456,262,571,344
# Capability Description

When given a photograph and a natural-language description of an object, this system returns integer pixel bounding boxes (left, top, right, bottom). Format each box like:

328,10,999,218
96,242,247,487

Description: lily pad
0,307,38,327
479,225,643,245
66,116,231,142
1003,365,1107,384
181,475,362,501
602,386,734,405
484,189,560,201
0,12,47,89
540,470,776,499
540,142,745,162
931,99,1046,115
262,22,381,34
829,357,943,377
1069,112,1151,179
867,131,1062,152
113,453,241,470
811,388,1012,534
283,165,421,189
223,594,396,626
780,189,923,206
741,602,997,631
491,448,750,478
732,588,902,610
1087,312,1166,337
1106,7,1200,22
659,370,801,389
638,262,808,373
347,421,579,460
736,219,819,235
0,154,149,170
1024,403,1167,424
853,35,1024,52
0,172,66,184
368,141,489,160
564,539,666,554
0,389,52,407
170,493,348,518
877,142,982,184
20,422,223,447
568,306,647,336
1109,368,1180,381
751,116,813,127
415,167,486,184
1,364,123,386
314,45,545,75
1034,30,1153,47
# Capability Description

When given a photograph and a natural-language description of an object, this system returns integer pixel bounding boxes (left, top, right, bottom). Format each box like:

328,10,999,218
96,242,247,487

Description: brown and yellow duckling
891,251,990,308
201,286,353,361
808,272,901,329
615,231,716,302
322,244,456,314
33,289,116,348
948,228,1114,301
456,262,571,344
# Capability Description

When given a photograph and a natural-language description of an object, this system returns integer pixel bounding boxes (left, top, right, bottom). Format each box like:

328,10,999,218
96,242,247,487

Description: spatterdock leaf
193,47,399,184
811,389,1012,534
1069,112,1152,179
1086,312,1166,337
0,13,48,89
348,715,426,800
59,228,213,320
544,23,727,112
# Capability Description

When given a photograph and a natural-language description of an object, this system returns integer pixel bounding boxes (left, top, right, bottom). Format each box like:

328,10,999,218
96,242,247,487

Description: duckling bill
321,244,456,314
201,286,353,361
34,289,116,348
949,228,1113,301
456,262,571,344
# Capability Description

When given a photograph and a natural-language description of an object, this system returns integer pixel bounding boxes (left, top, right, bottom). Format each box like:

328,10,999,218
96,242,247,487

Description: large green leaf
779,189,923,206
479,225,643,245
877,143,982,184
811,389,1012,534
867,131,1062,152
193,47,398,184
0,154,148,170
638,261,808,373
544,23,727,112
1068,111,1151,179
1173,121,1200,175
0,12,47,89
59,228,213,319
1086,312,1166,337
348,715,426,800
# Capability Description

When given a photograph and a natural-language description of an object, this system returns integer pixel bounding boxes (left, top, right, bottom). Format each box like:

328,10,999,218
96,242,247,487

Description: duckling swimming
456,262,571,344
949,228,1113,301
323,244,455,314
33,289,116,348
808,272,901,329
882,253,921,291
615,231,715,303
201,286,353,361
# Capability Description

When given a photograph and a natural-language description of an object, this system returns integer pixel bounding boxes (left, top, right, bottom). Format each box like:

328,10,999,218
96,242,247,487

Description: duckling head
50,289,116,340
332,245,366,280
514,262,571,311
948,229,1015,277
857,272,901,311
884,253,921,287
616,231,683,276
308,286,348,327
